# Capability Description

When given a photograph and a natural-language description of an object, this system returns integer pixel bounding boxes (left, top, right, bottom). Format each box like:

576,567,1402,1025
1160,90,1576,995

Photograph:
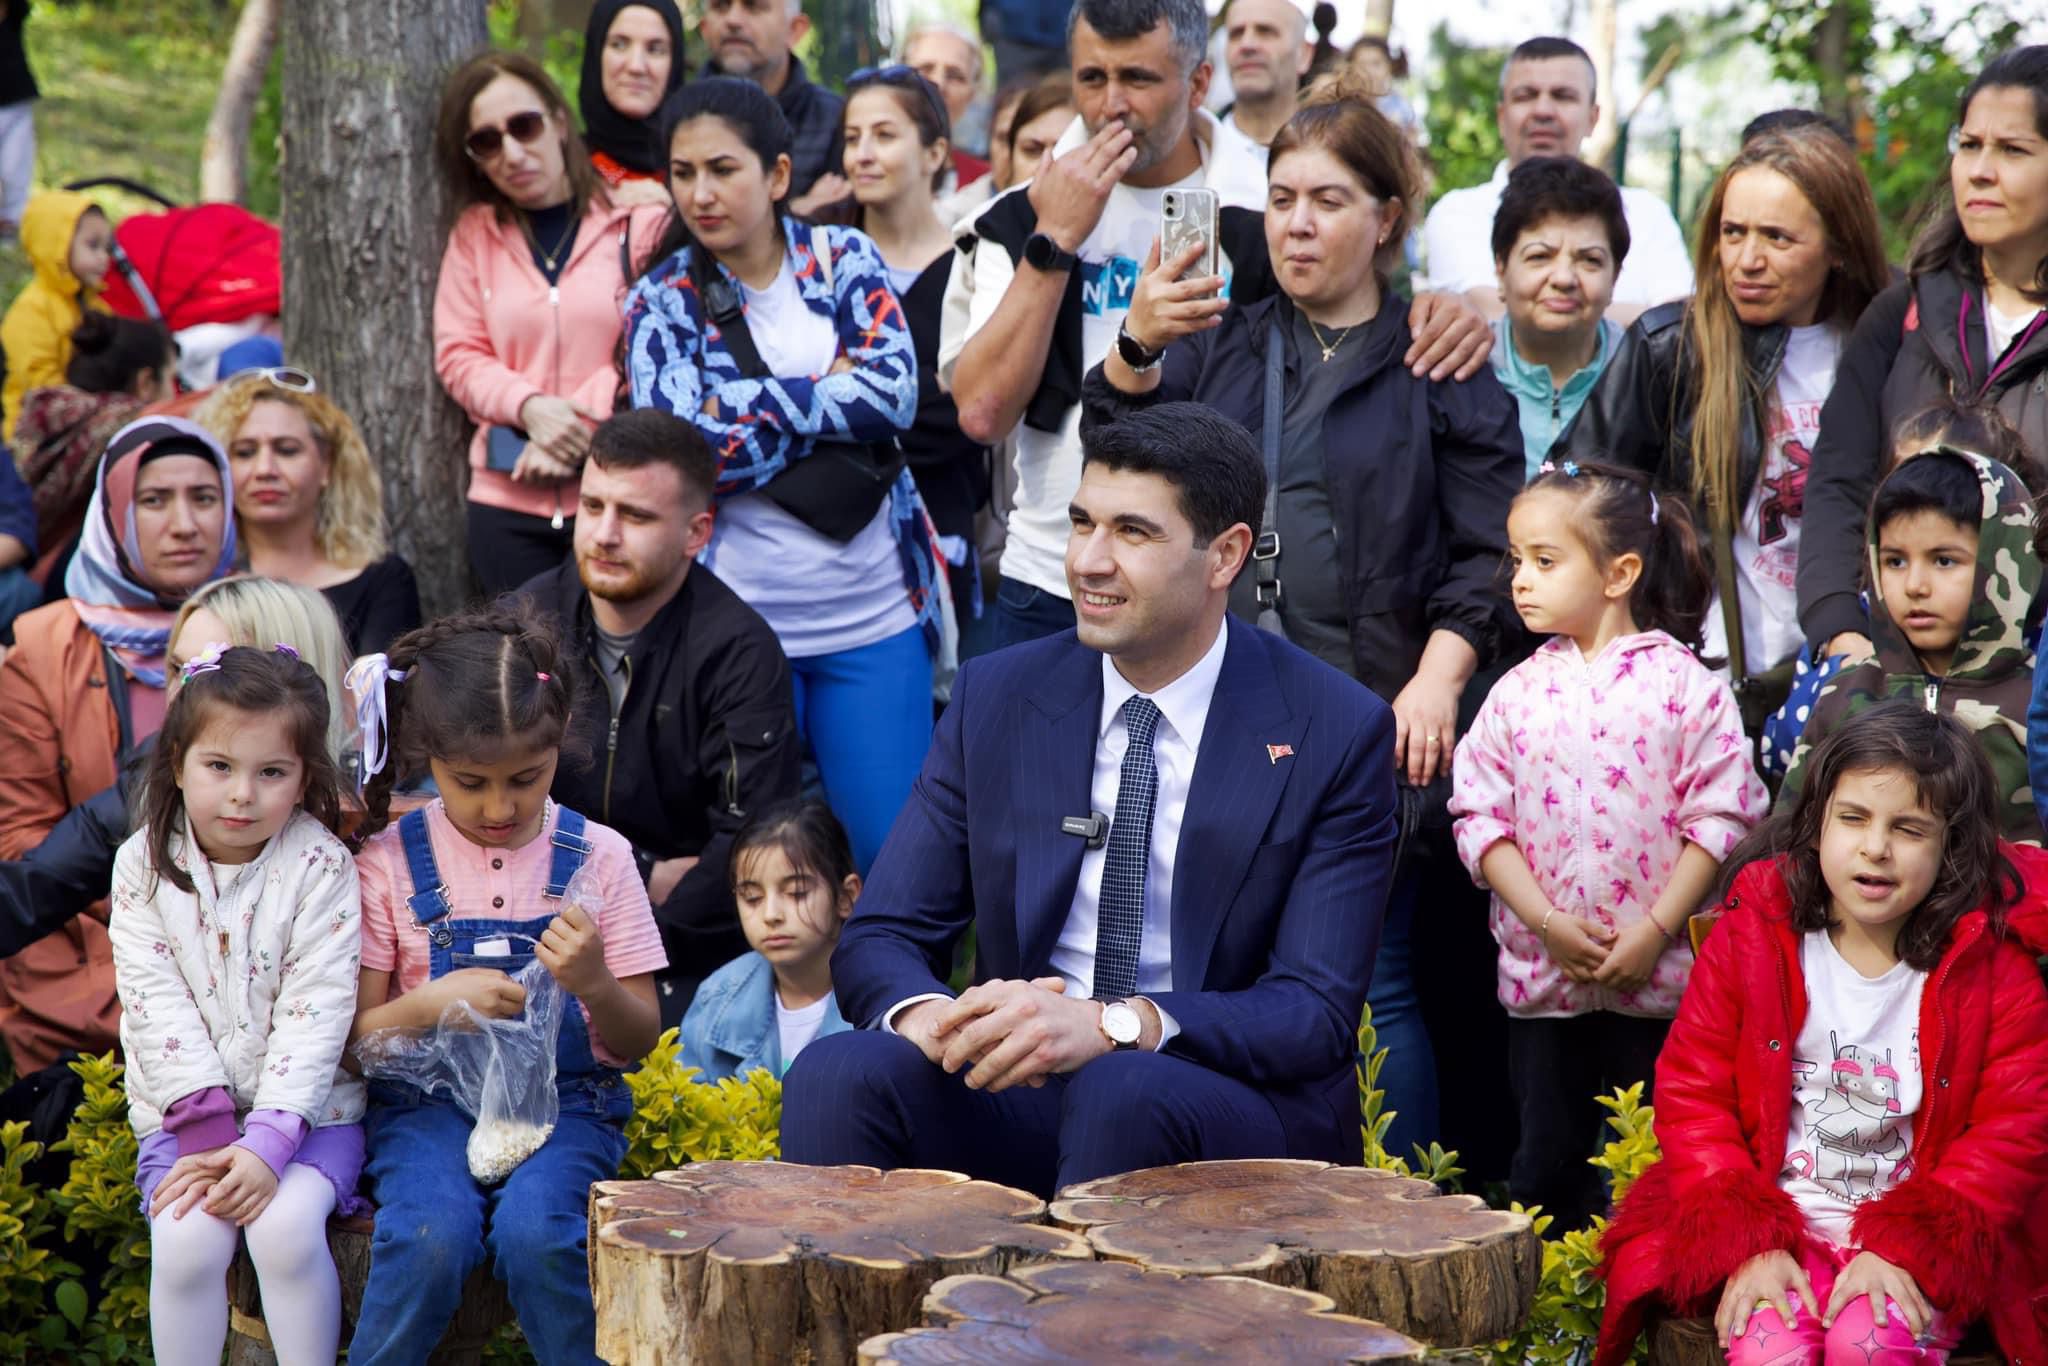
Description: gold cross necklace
1304,315,1356,362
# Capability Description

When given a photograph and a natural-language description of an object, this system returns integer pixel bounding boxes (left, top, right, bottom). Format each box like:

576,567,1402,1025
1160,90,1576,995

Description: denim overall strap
544,808,591,898
399,809,456,951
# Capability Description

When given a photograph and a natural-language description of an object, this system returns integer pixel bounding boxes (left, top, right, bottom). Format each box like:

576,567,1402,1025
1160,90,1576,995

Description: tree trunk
1584,0,1620,172
1815,4,1854,129
1049,1159,1541,1349
200,0,282,204
860,1261,1428,1364
279,0,487,617
588,1161,1093,1365
520,0,596,53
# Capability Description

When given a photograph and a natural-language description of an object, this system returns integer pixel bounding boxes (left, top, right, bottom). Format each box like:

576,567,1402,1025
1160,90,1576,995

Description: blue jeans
989,575,1075,651
793,624,933,874
349,1078,632,1366
1366,870,1437,1162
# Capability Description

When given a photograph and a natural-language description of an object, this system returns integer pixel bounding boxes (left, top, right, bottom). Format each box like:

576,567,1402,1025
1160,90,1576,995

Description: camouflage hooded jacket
1779,449,2041,843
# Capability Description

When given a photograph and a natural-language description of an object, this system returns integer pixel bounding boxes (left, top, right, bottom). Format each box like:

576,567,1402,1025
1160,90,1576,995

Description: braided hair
353,598,588,848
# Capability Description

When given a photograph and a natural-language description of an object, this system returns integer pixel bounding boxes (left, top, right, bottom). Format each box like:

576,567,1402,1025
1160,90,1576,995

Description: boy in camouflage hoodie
1781,447,2041,844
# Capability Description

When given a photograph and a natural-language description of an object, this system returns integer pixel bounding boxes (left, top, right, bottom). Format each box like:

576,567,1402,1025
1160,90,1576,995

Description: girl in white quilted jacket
107,643,363,1366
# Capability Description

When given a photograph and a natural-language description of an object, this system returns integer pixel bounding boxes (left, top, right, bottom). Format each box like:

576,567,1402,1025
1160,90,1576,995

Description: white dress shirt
1047,622,1228,1016
884,623,1229,1046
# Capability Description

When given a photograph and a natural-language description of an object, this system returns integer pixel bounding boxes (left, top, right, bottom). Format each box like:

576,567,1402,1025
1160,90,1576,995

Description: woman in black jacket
1558,126,1888,725
1799,46,2048,664
839,67,988,628
1086,75,1524,1165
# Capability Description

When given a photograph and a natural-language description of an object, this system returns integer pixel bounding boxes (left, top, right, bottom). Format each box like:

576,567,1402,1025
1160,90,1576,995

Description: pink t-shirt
357,800,667,1066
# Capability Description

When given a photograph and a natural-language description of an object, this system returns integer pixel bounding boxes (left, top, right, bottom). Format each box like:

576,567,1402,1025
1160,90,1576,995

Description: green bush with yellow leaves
0,1036,787,1363
11,1021,1661,1362
1357,1007,1664,1366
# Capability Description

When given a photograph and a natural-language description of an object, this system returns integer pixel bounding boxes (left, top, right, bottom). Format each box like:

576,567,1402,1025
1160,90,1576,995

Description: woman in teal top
1486,156,1630,477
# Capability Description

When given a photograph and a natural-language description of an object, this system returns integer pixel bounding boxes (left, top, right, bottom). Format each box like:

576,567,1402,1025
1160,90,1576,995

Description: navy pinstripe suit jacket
831,615,1398,1161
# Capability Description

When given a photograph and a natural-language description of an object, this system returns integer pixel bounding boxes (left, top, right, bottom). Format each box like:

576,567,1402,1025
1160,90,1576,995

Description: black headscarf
579,0,688,175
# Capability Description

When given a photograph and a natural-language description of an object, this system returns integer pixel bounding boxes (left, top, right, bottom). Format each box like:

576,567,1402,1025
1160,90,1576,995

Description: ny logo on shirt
1080,256,1144,316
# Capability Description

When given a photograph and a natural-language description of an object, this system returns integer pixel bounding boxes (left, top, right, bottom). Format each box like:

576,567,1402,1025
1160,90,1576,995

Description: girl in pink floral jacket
1451,461,1766,1229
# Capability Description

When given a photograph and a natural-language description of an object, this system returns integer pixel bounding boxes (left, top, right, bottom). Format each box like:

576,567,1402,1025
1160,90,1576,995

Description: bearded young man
523,407,801,1026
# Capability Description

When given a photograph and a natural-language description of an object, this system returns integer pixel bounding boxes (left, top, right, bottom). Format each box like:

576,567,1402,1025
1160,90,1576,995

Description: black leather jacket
523,559,801,991
1554,300,1789,506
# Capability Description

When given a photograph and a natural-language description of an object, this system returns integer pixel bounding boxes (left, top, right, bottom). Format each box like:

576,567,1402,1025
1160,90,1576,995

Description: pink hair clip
181,641,230,681
537,671,551,682
275,642,300,660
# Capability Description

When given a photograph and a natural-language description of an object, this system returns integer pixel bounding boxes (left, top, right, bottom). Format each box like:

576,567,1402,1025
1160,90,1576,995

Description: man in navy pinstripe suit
783,403,1399,1196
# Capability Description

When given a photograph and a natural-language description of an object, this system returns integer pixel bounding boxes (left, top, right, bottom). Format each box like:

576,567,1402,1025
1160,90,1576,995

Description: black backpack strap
1254,319,1285,632
696,255,770,381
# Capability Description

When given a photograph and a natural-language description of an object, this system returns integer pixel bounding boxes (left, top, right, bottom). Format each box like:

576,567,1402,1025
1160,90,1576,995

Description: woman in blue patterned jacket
624,77,937,873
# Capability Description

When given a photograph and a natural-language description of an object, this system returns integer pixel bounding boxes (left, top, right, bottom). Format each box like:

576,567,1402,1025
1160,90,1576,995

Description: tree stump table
224,1211,514,1365
587,1161,1095,1365
858,1259,1428,1364
1049,1159,1539,1349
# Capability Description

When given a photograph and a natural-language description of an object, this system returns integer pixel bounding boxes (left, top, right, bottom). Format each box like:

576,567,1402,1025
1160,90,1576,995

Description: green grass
0,1,255,303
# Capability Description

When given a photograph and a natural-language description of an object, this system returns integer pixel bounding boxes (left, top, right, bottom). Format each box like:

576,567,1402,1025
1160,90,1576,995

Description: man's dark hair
1741,107,1854,148
588,408,717,506
1490,155,1631,266
1067,0,1208,74
1498,36,1595,102
1080,403,1265,547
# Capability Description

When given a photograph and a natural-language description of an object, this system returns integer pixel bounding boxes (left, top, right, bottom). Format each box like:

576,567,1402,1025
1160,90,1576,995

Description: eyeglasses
246,366,316,393
847,64,951,137
465,110,549,162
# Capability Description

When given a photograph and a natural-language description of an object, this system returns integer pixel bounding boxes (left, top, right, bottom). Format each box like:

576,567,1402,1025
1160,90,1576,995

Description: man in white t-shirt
1213,0,1313,178
1421,36,1694,328
941,0,1492,651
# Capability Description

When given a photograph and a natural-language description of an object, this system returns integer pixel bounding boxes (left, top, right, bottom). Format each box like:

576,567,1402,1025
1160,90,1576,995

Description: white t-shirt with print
1777,930,1926,1245
698,261,915,660
957,114,1266,600
774,990,833,1073
1703,323,1840,675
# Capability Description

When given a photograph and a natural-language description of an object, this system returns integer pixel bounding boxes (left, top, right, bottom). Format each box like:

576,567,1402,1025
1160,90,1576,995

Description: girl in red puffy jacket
1596,701,2048,1366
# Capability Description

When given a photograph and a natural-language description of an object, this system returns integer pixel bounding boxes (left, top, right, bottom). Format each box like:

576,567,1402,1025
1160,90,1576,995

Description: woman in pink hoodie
431,51,669,596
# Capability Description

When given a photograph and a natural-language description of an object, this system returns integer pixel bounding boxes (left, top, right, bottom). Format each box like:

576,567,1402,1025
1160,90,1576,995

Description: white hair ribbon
344,653,408,783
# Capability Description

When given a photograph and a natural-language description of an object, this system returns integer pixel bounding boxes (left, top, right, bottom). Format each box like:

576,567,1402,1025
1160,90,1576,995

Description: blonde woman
197,371,421,655
0,575,356,1015
1559,126,1889,728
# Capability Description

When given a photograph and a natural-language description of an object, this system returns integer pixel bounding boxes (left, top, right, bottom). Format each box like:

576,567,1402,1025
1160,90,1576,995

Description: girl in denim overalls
345,606,666,1365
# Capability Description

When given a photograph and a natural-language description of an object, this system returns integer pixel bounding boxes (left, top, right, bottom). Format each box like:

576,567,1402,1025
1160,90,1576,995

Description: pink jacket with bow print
1450,631,1765,1018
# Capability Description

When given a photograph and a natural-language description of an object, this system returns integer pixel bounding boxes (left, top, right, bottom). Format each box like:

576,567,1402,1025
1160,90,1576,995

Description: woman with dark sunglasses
840,67,987,634
430,50,670,596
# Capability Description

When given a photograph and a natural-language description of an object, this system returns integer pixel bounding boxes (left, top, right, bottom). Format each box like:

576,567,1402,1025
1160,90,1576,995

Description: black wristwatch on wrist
1116,319,1166,372
1023,231,1078,274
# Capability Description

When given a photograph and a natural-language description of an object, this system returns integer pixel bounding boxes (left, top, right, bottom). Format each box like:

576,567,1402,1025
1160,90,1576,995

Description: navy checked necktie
1094,695,1161,999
